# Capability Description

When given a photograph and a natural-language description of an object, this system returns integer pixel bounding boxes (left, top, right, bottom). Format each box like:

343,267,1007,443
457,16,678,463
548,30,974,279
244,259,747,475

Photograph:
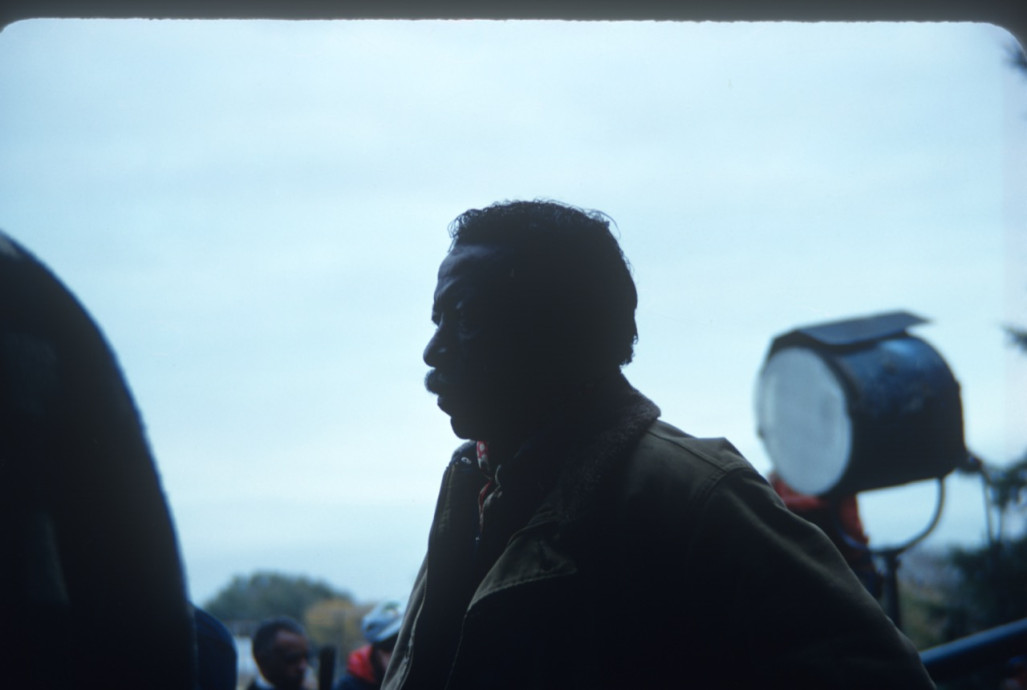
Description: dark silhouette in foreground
0,231,196,689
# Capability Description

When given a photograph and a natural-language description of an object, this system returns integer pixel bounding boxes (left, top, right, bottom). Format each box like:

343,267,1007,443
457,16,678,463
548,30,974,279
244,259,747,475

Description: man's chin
447,421,473,440
447,412,481,440
439,402,487,441
431,390,502,441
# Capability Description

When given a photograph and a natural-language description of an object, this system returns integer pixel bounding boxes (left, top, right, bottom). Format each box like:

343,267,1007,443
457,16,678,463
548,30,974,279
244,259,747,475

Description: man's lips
425,369,456,408
424,369,446,395
427,370,481,421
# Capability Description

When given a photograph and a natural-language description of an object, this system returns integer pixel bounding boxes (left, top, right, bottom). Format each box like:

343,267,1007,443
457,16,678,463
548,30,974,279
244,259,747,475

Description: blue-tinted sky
1,19,1025,605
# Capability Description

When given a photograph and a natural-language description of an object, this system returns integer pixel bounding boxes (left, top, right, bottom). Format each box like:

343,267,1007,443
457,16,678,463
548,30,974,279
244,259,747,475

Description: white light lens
756,347,853,495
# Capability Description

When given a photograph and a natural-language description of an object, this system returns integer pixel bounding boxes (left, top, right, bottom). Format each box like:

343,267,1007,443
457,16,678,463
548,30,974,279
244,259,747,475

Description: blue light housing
755,311,965,497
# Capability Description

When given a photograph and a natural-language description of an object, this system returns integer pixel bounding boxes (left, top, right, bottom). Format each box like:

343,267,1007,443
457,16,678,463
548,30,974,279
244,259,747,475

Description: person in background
248,616,310,690
194,606,238,690
335,601,405,690
769,471,883,597
1001,655,1027,690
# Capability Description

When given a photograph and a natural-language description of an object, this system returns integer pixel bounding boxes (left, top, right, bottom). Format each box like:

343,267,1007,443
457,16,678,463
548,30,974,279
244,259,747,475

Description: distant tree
947,536,1027,632
1010,328,1027,351
931,533,1027,690
305,598,373,664
203,571,353,635
931,48,1027,689
938,49,1027,679
1013,43,1027,78
1009,43,1027,347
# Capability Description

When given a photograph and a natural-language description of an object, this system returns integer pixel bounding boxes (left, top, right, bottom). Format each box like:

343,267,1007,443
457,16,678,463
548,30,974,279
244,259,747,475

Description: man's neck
481,370,628,467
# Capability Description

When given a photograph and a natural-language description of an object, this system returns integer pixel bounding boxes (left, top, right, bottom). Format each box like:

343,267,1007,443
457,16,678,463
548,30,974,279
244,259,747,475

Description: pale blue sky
1,18,1025,605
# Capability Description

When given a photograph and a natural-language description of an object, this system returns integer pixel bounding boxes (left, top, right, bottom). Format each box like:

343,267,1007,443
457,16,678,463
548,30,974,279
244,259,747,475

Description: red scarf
476,440,496,534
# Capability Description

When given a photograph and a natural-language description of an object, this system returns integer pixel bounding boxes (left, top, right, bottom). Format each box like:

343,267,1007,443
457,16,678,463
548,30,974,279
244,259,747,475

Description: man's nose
423,327,445,366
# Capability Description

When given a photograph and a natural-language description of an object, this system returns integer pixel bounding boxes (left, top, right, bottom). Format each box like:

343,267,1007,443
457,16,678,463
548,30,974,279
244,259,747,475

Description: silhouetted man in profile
382,200,936,689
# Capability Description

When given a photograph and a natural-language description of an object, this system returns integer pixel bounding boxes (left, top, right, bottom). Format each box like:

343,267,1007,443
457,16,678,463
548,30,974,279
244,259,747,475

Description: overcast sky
1,18,1025,606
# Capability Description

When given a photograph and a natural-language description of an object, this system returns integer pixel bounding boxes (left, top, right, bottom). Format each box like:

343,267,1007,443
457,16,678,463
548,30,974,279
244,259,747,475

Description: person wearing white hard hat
334,601,405,690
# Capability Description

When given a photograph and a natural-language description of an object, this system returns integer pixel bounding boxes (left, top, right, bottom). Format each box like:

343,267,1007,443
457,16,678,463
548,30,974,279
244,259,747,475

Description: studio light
755,311,965,497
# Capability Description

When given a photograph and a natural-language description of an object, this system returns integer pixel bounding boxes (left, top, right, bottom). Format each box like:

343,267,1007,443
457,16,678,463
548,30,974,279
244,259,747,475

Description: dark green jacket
384,382,934,689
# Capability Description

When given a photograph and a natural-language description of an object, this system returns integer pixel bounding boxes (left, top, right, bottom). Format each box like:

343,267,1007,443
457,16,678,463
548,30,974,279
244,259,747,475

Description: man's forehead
434,243,516,298
439,242,515,273
273,630,307,647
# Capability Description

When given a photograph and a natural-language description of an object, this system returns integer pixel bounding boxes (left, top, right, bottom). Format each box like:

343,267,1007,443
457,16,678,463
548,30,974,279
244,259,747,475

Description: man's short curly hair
449,200,638,371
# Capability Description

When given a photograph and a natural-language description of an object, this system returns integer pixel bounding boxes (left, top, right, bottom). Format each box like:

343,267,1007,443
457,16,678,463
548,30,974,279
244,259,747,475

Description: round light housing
755,312,964,497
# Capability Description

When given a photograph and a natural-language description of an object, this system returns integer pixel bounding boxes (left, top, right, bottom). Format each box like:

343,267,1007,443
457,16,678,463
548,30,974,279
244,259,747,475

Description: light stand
755,311,967,627
831,478,947,628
